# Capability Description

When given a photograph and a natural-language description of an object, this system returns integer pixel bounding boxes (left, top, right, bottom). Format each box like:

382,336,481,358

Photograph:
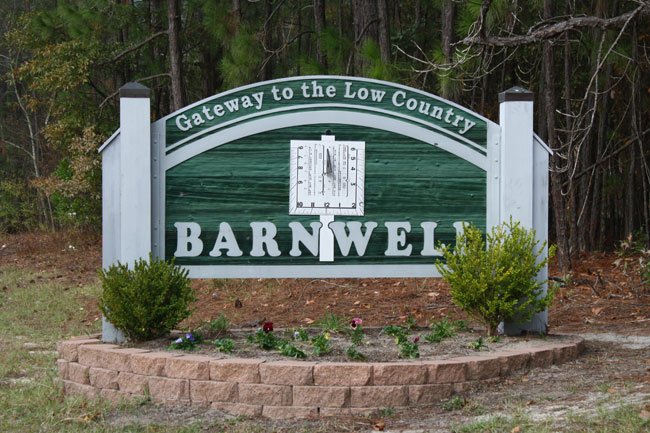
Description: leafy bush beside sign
436,219,555,336
99,256,194,342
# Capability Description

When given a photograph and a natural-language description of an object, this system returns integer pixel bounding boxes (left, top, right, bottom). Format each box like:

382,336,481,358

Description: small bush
214,338,235,353
99,256,194,342
436,219,555,336
425,318,457,343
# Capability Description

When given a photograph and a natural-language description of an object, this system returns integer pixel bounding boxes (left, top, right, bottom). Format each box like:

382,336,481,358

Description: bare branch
458,4,650,47
98,30,168,65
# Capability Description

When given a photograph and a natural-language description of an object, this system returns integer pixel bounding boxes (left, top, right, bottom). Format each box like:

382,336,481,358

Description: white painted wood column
499,87,548,335
102,82,152,343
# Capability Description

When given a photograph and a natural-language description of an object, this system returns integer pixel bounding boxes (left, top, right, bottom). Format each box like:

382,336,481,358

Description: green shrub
99,256,194,342
436,219,555,336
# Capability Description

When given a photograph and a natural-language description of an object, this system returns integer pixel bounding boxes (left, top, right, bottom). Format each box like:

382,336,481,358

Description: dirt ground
1,230,648,431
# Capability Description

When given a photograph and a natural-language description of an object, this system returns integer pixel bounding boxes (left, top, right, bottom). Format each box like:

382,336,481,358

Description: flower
324,332,331,340
293,331,300,339
174,337,183,344
262,322,274,333
350,317,363,329
413,336,420,343
185,333,195,341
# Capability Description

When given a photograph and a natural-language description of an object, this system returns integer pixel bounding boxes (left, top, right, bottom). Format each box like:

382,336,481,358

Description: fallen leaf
511,426,521,433
303,318,314,324
305,299,315,305
591,307,603,316
353,300,361,306
427,292,439,297
639,410,650,420
607,387,617,394
373,419,386,431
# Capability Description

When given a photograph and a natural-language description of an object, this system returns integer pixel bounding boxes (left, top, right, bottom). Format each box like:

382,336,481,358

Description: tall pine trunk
168,0,185,111
313,0,328,71
543,0,570,272
352,0,378,75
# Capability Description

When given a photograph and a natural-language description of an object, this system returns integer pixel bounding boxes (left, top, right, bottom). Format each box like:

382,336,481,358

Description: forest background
1,0,649,273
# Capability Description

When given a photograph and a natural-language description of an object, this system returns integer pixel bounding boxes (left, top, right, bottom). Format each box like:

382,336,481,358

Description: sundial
289,135,366,261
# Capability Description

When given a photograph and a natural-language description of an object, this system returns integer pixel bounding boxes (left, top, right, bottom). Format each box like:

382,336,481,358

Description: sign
101,76,547,281
100,78,551,337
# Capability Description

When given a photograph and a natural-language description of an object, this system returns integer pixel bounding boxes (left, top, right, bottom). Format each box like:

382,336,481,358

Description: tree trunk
377,0,390,63
232,0,241,24
167,0,185,111
313,0,328,71
352,0,378,75
543,0,570,273
259,0,274,80
441,0,455,63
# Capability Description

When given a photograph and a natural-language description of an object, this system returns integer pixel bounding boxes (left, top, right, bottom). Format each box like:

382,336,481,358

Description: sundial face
289,135,365,216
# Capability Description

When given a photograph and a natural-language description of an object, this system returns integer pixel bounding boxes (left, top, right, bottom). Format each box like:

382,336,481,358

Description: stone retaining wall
57,337,584,419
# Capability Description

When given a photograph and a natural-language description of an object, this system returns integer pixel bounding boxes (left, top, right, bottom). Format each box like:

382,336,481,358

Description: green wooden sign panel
159,76,494,278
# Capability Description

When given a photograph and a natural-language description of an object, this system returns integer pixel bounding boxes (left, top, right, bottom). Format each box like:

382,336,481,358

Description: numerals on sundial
289,135,365,216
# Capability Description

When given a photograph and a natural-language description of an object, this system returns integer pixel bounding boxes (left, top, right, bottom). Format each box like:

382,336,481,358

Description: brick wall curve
57,337,584,419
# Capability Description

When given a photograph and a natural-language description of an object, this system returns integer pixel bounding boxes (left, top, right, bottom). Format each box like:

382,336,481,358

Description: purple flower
350,317,363,329
185,333,195,342
263,322,274,333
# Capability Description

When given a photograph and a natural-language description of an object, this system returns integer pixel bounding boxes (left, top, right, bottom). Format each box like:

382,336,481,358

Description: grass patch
452,403,649,433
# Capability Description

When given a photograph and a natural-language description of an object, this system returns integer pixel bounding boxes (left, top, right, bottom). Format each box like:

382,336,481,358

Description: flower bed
57,334,584,419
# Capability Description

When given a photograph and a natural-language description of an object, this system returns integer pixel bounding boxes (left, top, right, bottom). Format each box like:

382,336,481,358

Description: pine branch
458,4,650,47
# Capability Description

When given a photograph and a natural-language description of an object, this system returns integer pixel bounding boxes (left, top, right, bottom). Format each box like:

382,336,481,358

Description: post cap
498,86,533,103
119,82,150,99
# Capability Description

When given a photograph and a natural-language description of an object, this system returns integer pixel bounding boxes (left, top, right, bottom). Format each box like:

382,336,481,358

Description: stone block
528,347,554,368
57,359,69,380
460,355,502,380
164,355,211,380
350,385,408,408
190,380,238,404
452,381,475,394
373,362,428,385
130,351,179,376
314,363,372,386
408,384,453,406
500,350,531,376
147,377,189,400
211,402,262,417
238,383,292,406
259,361,315,385
117,372,148,395
78,345,148,372
209,358,263,383
89,367,119,389
349,407,376,416
553,344,578,365
56,338,101,362
262,406,318,419
63,380,98,399
293,386,350,408
320,407,352,417
68,362,90,385
428,360,466,383
99,388,135,404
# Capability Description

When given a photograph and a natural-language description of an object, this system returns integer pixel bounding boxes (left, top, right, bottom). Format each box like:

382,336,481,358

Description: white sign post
499,87,550,335
101,82,151,343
